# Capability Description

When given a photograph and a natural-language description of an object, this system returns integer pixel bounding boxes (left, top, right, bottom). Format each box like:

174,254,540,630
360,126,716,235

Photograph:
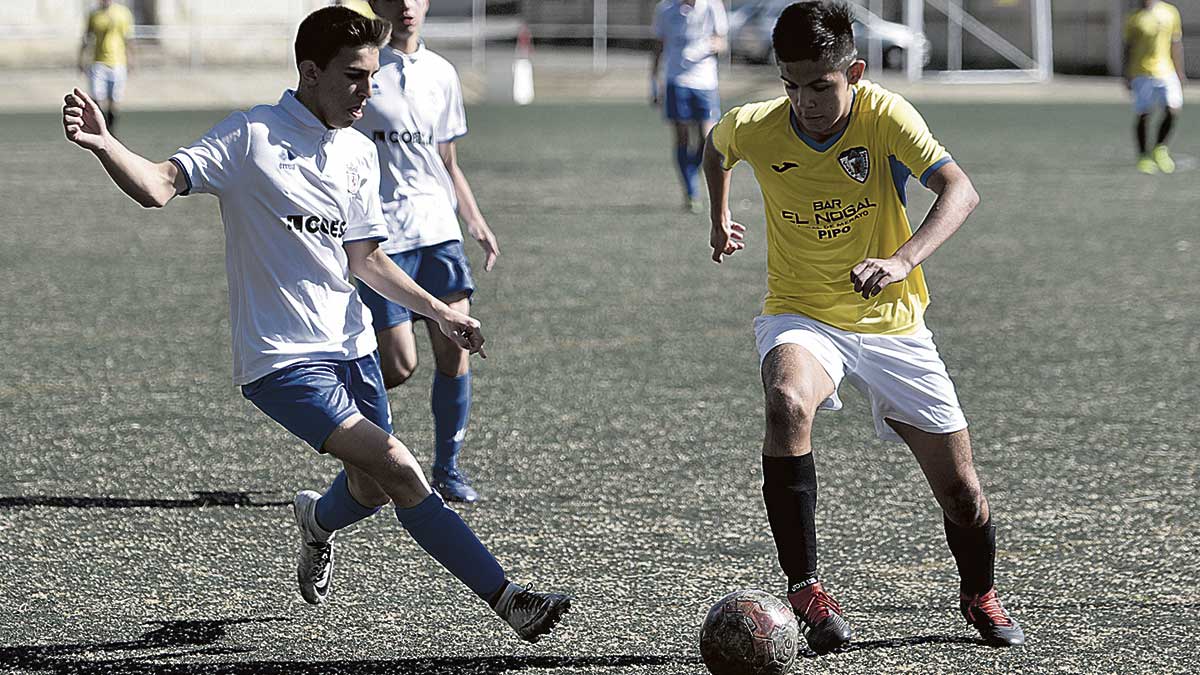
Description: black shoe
494,582,572,643
789,582,852,654
961,587,1025,647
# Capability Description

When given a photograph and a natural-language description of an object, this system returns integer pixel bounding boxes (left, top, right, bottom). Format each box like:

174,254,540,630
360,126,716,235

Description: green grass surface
1,100,1197,674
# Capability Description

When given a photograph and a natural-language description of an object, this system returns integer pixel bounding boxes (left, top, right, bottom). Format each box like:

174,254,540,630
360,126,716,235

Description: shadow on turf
0,618,698,675
0,491,287,510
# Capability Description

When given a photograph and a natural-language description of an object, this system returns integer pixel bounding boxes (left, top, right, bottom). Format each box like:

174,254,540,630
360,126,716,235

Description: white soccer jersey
653,0,728,91
170,91,389,385
355,43,467,254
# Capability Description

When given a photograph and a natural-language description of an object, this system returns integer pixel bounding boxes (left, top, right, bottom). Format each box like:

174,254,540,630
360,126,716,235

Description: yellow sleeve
710,106,743,170
1123,15,1134,43
880,94,951,186
1172,8,1183,41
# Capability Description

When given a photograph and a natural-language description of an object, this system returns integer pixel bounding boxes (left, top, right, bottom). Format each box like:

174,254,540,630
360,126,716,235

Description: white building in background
0,0,485,68
0,1,336,68
2,0,1197,74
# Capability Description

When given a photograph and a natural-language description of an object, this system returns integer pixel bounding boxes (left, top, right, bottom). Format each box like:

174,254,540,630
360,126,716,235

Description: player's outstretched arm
702,130,745,264
438,141,498,271
62,88,184,208
346,240,486,357
850,162,979,299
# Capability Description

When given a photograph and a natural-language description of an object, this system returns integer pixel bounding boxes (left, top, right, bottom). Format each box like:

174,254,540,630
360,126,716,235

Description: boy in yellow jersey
1124,0,1186,174
702,1,1024,654
78,0,134,132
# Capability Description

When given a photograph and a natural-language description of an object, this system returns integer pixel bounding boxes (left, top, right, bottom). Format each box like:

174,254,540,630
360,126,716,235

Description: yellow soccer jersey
1125,2,1182,79
711,80,952,335
86,3,134,67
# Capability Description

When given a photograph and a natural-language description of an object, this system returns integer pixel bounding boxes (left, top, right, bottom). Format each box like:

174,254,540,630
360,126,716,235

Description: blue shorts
241,354,393,452
358,240,476,331
664,83,721,123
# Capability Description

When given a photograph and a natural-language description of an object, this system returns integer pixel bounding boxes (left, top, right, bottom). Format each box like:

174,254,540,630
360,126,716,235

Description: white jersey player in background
354,0,500,504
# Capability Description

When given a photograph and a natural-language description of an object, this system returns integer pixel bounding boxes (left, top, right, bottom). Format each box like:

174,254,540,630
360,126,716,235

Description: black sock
944,515,995,596
1157,113,1176,145
762,454,819,593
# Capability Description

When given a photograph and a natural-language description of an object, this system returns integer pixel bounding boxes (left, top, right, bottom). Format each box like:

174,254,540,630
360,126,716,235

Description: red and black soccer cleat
961,587,1026,647
788,582,852,654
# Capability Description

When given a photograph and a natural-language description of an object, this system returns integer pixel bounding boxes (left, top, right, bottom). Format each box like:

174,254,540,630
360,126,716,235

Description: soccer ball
699,589,799,675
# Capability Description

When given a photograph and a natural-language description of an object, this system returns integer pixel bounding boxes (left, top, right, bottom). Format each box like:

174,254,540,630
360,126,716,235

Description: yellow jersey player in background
1123,0,1186,174
78,0,134,133
702,1,1024,654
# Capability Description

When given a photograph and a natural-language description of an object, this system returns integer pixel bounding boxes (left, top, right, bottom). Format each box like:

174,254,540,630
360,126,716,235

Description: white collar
387,40,427,62
278,89,338,139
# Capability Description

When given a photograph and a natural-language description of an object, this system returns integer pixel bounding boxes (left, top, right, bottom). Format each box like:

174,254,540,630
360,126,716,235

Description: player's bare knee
367,439,428,497
382,361,415,389
764,385,816,433
345,466,391,508
942,481,987,527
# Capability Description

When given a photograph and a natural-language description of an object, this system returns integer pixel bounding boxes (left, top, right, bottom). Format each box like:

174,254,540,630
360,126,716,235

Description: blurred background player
338,0,378,19
1123,0,1186,174
651,0,728,213
62,5,569,642
703,1,1024,654
354,0,501,504
78,0,133,133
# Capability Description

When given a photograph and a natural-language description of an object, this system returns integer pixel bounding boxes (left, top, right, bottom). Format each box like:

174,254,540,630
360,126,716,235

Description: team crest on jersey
345,165,364,195
838,147,870,183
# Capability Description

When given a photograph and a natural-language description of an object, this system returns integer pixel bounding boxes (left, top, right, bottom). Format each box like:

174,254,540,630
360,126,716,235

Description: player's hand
437,310,487,358
62,88,109,152
466,220,499,271
710,219,746,263
850,256,912,299
1123,77,1132,91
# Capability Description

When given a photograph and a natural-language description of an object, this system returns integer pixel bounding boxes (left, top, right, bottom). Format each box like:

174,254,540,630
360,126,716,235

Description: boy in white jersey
61,6,569,642
354,0,500,504
651,0,728,213
703,1,1023,653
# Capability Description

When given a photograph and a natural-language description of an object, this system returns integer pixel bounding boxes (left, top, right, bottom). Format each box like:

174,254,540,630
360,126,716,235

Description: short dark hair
294,6,390,70
771,1,858,67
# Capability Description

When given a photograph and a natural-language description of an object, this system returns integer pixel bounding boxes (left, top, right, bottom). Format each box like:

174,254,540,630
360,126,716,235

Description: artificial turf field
1,99,1198,674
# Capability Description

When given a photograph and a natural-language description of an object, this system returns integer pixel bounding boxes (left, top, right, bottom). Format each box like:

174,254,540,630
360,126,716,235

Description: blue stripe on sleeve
168,156,193,195
919,156,954,186
343,235,388,245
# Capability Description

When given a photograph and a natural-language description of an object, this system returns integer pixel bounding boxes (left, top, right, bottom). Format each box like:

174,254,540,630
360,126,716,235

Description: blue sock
395,493,506,600
431,370,471,475
675,145,697,198
314,470,383,532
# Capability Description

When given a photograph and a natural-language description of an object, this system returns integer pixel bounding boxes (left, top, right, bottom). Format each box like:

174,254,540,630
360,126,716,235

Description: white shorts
754,313,968,443
89,63,127,103
1131,75,1183,115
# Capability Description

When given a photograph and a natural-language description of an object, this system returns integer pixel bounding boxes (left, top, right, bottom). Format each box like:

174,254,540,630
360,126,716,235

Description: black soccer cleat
961,587,1026,647
789,582,852,654
494,582,572,643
